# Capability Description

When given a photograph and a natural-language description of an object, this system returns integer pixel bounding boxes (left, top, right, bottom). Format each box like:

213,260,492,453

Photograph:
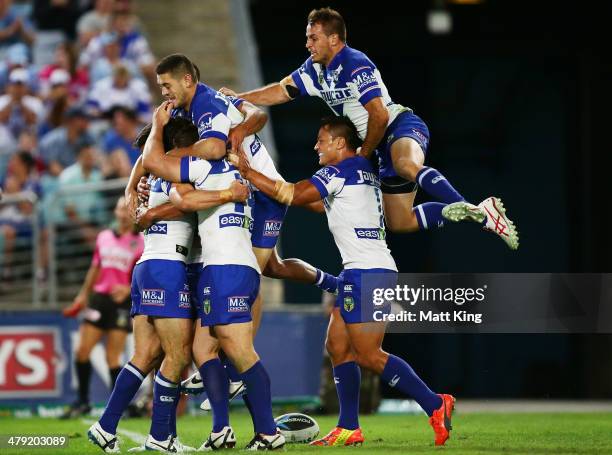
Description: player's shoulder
337,156,378,183
297,56,316,74
313,163,343,184
341,46,377,72
96,228,114,242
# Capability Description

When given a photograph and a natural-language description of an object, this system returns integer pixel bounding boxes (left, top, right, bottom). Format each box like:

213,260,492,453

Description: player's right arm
135,201,185,231
168,180,249,212
221,75,299,106
141,102,186,182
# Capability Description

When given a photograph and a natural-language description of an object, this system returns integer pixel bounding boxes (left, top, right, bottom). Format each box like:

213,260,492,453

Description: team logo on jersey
352,67,378,92
203,286,211,295
250,136,262,156
344,284,353,292
219,213,253,231
142,289,165,306
178,291,191,308
196,112,213,136
203,299,211,315
228,296,249,313
354,228,386,240
320,88,353,106
263,220,282,237
356,170,380,186
314,166,340,184
344,297,355,312
146,223,167,235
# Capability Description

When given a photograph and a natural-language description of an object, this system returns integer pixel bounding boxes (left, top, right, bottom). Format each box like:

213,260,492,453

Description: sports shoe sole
442,202,486,223
481,197,519,250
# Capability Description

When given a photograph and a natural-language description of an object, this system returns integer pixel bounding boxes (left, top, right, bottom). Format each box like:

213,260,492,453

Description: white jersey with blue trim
291,46,410,139
138,176,195,264
172,83,283,182
309,156,397,271
179,155,260,273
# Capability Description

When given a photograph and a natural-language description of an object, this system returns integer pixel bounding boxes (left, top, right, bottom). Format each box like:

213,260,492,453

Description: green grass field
1,412,611,454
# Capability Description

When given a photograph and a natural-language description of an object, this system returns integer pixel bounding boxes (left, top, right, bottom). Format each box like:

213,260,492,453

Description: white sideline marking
82,419,147,446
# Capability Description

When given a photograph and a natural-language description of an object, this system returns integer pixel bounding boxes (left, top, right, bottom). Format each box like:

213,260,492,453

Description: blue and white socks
381,354,442,416
240,361,276,435
99,362,144,434
150,372,179,441
416,167,464,204
199,359,230,432
333,361,361,430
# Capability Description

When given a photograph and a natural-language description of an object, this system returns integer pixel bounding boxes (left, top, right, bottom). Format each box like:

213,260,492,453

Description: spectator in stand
32,0,81,41
0,0,34,57
38,69,73,137
0,150,41,281
54,138,105,246
86,63,151,123
76,0,114,47
80,10,155,89
39,105,93,176
88,32,141,84
0,68,45,142
0,43,38,94
102,106,140,177
39,42,89,103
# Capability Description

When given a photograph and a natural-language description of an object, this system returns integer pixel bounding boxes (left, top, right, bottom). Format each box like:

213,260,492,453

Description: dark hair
133,117,198,152
155,54,198,83
308,7,346,42
15,151,36,172
109,105,137,122
320,116,362,151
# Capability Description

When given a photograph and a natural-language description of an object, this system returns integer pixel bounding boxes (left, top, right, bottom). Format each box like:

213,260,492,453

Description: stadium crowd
0,0,155,282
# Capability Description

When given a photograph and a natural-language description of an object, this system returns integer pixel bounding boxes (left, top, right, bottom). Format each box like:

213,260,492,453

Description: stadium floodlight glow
427,9,453,35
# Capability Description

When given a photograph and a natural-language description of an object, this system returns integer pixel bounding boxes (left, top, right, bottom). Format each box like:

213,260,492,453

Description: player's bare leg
89,316,163,452
346,322,455,446
382,138,424,232
311,308,364,447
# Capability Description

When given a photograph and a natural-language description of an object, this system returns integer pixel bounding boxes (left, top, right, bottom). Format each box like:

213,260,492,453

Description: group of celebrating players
84,7,518,453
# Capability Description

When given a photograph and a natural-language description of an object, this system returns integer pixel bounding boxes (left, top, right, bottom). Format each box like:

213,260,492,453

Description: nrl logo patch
203,299,211,315
344,297,355,312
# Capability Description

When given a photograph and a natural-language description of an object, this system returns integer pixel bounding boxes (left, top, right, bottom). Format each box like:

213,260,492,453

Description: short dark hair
308,7,346,42
155,54,199,82
16,151,35,172
133,117,198,152
320,116,362,151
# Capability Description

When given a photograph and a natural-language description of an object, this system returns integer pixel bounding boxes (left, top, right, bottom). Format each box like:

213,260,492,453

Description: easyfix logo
0,327,62,398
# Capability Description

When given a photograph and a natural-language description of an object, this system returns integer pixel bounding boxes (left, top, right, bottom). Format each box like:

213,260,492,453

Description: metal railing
0,190,40,308
46,178,128,308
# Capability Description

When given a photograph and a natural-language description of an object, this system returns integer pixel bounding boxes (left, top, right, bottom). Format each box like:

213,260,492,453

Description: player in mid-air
221,7,518,250
230,116,455,447
142,100,285,450
61,197,143,420
88,118,249,453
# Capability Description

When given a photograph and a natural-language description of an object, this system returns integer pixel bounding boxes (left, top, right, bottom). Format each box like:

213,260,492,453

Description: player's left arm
168,180,249,212
232,151,321,206
359,97,389,159
228,100,268,152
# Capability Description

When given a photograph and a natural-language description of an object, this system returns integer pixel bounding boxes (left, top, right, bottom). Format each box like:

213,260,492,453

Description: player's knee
105,352,121,369
394,157,422,182
355,349,386,374
75,344,91,362
385,210,419,233
325,336,349,361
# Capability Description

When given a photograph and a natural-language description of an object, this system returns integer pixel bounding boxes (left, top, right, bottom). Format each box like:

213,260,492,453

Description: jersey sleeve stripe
350,65,372,76
358,86,383,106
309,176,329,198
180,156,190,183
291,70,308,97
